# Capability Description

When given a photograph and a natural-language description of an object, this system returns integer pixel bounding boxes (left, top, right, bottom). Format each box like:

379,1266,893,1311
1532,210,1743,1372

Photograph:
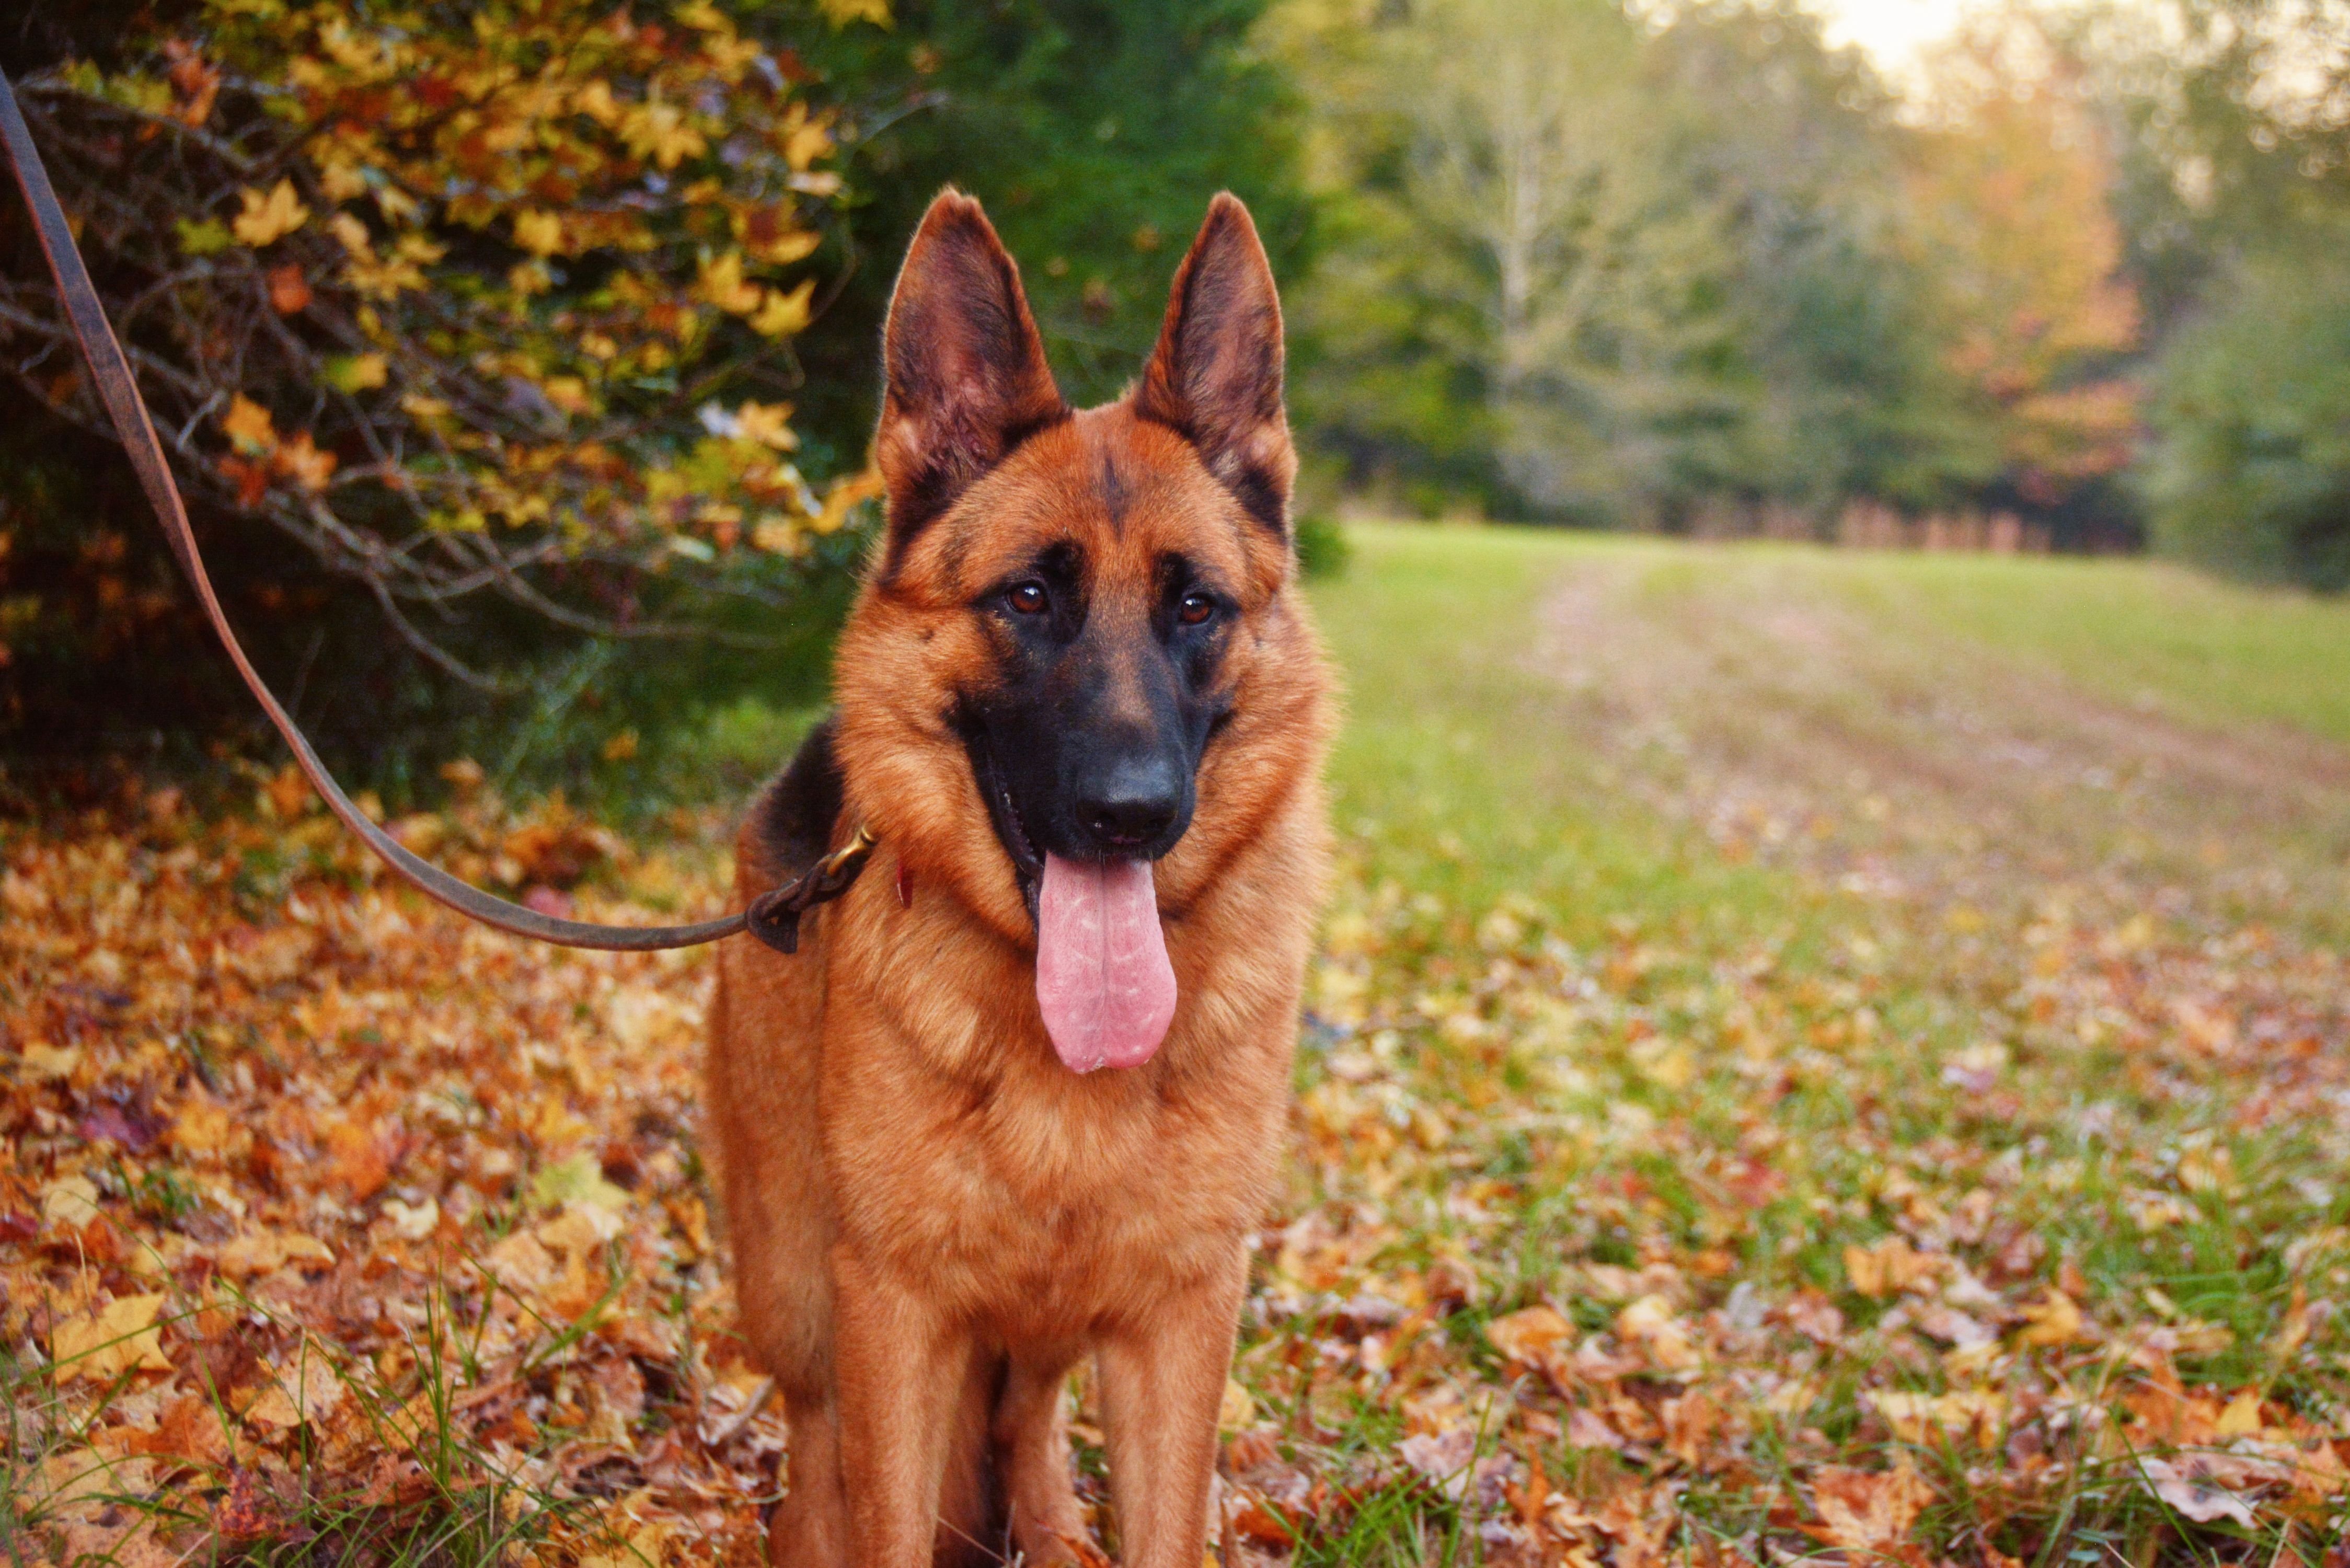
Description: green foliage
2083,0,2350,590
1269,0,2003,528
1652,5,1995,513
2142,237,2350,592
1293,511,1352,579
764,0,1316,443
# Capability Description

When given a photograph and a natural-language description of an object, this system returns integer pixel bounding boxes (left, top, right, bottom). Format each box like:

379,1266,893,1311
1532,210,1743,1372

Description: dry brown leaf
2017,1287,2087,1348
216,1230,336,1280
1812,1457,1933,1551
1485,1304,1574,1367
245,1348,345,1431
1614,1294,1696,1369
2135,1456,2257,1526
1844,1235,1940,1298
53,1293,172,1381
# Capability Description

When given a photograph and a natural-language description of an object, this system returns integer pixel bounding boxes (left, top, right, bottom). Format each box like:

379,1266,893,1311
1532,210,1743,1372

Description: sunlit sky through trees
1804,0,1968,84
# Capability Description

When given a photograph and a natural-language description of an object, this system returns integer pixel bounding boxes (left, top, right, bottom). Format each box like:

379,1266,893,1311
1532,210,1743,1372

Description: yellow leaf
216,1230,336,1280
734,202,824,264
512,210,564,258
816,0,892,25
1843,1236,1939,1299
245,1350,343,1429
1812,1458,1931,1551
40,1173,101,1229
2215,1389,2263,1437
326,352,388,391
704,31,763,77
532,1151,630,1213
1485,1305,1573,1367
1868,1388,2004,1446
815,467,885,533
269,430,337,491
2271,1281,2312,1360
620,99,707,170
2018,1287,2086,1348
231,179,309,247
783,120,834,173
347,253,430,299
1216,1378,1255,1434
327,211,374,258
1614,1294,1696,1369
25,1044,81,1083
733,399,796,449
53,1294,172,1382
170,1097,237,1156
222,395,276,455
375,184,424,226
542,377,593,416
697,250,763,314
574,78,621,125
747,278,815,338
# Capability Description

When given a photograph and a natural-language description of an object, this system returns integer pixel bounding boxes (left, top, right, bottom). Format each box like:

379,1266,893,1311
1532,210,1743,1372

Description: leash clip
744,824,877,955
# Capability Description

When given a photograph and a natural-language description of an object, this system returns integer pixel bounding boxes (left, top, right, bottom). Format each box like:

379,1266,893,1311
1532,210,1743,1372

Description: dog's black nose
1076,753,1186,849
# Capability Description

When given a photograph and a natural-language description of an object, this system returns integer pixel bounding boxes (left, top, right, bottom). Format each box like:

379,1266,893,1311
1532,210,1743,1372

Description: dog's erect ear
1133,193,1294,537
876,190,1067,559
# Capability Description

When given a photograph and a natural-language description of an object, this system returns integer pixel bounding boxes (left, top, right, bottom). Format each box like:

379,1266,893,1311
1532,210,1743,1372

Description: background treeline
1274,0,2138,539
0,0,2346,802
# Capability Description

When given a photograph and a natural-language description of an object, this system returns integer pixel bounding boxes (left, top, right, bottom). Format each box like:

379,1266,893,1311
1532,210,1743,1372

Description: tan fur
707,197,1333,1568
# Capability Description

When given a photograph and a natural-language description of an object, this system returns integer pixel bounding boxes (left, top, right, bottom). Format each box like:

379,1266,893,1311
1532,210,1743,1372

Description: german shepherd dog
706,189,1333,1567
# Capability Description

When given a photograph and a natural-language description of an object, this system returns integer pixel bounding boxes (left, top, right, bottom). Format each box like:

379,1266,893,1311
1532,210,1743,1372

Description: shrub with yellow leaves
0,0,889,681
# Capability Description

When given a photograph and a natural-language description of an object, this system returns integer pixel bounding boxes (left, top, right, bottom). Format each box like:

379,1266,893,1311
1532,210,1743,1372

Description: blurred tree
1270,0,2019,528
1655,2,1993,514
1270,0,1742,523
2080,0,2350,586
1907,16,2141,511
2141,229,2350,589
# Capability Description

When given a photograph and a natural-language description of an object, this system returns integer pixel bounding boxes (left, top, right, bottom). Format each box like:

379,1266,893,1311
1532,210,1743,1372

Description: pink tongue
1035,852,1178,1073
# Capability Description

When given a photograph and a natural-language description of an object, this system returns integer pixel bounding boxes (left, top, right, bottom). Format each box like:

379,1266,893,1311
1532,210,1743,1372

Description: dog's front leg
1098,1247,1248,1568
831,1247,963,1567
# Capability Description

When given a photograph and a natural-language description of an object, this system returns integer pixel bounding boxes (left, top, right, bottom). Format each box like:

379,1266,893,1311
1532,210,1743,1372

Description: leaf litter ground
6,531,2350,1567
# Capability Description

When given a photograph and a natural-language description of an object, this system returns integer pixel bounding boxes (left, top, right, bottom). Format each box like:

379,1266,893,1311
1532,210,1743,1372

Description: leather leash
0,65,866,954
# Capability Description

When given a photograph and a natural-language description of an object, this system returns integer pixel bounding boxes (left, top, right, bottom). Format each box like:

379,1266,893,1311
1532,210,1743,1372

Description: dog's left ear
1133,194,1295,538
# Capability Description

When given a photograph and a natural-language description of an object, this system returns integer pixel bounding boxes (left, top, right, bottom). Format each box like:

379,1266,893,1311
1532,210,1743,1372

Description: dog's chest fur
810,832,1310,1338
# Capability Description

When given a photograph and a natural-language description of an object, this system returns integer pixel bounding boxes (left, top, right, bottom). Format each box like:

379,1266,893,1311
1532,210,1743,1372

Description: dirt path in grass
1533,549,2350,943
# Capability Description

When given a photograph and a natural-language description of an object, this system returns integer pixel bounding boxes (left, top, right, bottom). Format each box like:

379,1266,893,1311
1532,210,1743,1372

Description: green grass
1272,523,2350,1563
1804,546,2350,745
1310,526,1805,943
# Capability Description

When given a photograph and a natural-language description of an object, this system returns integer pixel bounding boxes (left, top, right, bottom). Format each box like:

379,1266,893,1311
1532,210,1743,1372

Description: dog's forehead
927,410,1258,595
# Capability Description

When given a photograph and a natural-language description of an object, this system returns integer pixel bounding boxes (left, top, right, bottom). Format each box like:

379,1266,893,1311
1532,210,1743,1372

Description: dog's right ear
875,190,1067,563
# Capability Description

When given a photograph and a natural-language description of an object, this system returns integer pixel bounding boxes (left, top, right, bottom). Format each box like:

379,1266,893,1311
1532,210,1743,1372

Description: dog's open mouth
967,735,1046,921
965,736,1178,1073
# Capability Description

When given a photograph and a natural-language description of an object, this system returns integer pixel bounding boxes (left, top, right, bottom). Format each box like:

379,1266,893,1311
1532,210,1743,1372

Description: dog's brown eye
1178,592,1216,626
1008,582,1049,615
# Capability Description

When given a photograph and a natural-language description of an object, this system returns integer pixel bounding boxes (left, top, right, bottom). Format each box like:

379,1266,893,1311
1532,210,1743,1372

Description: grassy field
7,524,2350,1566
1276,526,2350,1563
